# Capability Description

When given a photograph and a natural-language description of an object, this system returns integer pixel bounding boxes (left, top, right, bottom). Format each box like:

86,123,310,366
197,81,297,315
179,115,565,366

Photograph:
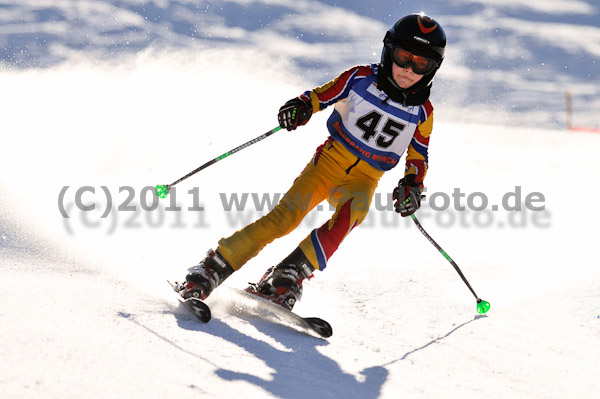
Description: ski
166,281,332,338
236,287,333,338
167,280,211,323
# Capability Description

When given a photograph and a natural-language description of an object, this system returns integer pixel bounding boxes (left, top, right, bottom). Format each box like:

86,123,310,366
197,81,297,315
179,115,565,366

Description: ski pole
155,126,282,198
410,213,490,314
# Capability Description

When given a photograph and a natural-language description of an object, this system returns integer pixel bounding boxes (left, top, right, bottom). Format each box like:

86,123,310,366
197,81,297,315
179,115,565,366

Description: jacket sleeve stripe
307,65,374,112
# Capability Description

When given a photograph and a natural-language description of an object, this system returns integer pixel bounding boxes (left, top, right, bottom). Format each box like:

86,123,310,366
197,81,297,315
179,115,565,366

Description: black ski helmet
377,14,447,106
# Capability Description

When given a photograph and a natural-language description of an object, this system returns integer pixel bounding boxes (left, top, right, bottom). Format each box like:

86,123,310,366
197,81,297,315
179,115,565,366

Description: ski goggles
391,47,437,75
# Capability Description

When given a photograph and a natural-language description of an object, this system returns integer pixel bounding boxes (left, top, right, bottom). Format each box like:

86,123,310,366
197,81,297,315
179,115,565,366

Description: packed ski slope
1,50,599,398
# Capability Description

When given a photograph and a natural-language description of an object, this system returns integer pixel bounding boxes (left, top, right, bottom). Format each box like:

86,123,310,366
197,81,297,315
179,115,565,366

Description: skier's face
391,62,424,89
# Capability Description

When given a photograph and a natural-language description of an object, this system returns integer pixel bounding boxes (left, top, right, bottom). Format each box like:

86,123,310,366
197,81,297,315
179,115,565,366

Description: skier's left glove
278,95,313,131
393,174,423,217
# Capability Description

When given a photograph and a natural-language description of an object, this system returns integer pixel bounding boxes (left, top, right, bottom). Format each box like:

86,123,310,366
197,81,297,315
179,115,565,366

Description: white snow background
1,1,599,398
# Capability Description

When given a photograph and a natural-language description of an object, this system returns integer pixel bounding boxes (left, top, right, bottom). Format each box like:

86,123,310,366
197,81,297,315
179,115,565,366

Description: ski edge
240,288,333,338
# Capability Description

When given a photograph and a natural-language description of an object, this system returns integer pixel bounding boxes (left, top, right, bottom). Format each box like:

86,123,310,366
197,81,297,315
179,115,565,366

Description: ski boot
176,249,234,300
248,247,315,311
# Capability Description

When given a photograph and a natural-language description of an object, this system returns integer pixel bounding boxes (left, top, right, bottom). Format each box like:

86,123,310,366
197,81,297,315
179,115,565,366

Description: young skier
176,14,447,311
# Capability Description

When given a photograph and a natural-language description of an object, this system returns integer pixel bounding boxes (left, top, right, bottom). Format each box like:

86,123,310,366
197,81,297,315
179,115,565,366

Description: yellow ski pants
217,137,384,271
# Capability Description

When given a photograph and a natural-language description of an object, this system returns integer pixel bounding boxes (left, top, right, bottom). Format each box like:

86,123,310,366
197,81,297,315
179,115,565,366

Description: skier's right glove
393,174,423,217
278,95,313,131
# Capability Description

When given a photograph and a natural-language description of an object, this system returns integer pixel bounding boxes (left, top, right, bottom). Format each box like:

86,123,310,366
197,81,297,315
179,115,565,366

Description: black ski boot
250,247,315,310
177,249,234,300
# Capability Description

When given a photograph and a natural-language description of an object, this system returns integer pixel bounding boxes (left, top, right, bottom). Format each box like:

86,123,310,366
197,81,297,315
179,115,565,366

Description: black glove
278,96,312,131
392,174,423,217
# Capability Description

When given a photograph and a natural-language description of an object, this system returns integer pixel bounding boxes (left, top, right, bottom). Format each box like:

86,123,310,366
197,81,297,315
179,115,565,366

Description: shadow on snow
176,306,388,399
119,304,487,398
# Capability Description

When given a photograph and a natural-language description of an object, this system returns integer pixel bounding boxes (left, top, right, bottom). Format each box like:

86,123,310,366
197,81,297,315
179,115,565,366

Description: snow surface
1,1,600,398
1,0,599,128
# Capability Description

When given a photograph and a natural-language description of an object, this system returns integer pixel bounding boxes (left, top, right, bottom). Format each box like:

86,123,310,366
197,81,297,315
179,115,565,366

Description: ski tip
304,317,333,338
168,280,212,323
186,298,212,323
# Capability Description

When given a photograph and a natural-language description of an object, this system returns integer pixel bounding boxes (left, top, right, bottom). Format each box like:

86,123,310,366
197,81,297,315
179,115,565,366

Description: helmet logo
413,36,430,44
417,16,437,34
